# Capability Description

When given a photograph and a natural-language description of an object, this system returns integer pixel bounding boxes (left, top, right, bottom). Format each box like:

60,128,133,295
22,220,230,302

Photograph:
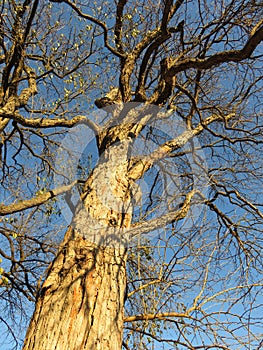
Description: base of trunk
23,227,127,350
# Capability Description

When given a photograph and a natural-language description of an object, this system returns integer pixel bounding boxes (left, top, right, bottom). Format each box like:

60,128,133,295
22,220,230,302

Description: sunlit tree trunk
23,228,127,350
23,140,132,350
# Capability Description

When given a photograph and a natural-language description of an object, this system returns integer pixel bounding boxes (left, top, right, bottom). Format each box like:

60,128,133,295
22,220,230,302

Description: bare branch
165,22,263,78
114,0,127,56
128,189,198,237
120,1,186,101
124,311,193,322
128,113,234,180
0,180,80,216
160,0,174,32
0,113,100,133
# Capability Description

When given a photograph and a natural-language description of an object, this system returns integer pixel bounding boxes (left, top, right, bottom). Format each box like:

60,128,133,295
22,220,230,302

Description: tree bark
23,140,132,350
23,227,127,350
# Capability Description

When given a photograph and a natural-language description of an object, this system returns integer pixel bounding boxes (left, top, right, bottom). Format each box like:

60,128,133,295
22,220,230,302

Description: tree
0,0,263,349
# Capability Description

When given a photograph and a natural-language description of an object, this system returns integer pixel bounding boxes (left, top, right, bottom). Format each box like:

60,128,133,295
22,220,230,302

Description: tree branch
160,0,174,32
124,311,194,322
51,0,125,58
114,0,127,56
128,189,198,238
0,180,80,216
120,28,161,101
0,113,100,133
165,22,263,78
128,112,234,181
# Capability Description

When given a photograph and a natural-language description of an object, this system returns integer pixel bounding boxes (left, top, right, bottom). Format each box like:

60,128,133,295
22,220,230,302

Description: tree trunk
23,227,127,350
23,140,133,350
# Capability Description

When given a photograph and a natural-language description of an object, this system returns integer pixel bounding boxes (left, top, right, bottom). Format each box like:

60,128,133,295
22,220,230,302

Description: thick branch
165,23,263,78
0,67,38,132
124,311,192,322
120,1,184,101
0,118,9,133
160,0,174,32
0,180,80,215
1,1,29,93
128,113,234,181
114,0,127,56
120,28,161,101
0,113,100,133
18,67,37,106
128,189,198,237
135,24,184,102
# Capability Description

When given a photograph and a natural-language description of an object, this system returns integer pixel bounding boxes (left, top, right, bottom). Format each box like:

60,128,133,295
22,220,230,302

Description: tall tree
0,0,263,349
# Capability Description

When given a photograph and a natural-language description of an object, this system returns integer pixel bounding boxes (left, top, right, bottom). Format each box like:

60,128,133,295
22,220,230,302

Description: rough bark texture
23,139,132,350
23,227,127,350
